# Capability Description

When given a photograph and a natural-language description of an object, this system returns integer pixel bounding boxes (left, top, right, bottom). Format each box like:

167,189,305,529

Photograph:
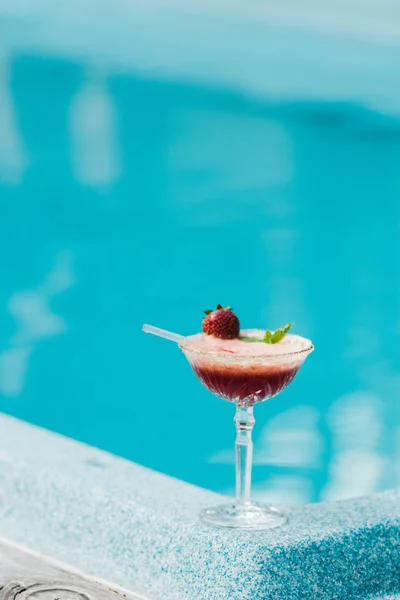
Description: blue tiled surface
0,414,399,600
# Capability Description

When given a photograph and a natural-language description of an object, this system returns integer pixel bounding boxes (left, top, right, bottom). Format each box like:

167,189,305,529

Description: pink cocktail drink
179,329,309,406
144,307,313,530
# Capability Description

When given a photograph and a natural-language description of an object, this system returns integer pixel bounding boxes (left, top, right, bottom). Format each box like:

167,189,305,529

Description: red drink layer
191,361,300,405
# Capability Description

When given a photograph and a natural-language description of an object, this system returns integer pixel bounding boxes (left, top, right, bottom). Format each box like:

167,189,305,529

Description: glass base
200,502,287,530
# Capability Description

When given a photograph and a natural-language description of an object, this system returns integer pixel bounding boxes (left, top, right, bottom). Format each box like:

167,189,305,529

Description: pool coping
0,413,399,600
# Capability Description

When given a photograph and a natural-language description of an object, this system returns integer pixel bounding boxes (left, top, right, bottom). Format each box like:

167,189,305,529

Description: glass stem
234,405,255,505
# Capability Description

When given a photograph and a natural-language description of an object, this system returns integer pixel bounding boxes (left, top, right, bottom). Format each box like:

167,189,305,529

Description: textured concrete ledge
0,413,399,600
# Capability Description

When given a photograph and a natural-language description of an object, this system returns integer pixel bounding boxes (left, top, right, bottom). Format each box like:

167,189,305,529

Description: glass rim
178,339,314,361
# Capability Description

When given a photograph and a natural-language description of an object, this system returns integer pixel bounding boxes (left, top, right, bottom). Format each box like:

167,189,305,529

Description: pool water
1,54,400,504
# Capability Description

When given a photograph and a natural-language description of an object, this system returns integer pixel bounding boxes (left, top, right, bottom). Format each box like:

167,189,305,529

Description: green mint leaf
267,323,293,344
263,330,273,343
240,323,293,344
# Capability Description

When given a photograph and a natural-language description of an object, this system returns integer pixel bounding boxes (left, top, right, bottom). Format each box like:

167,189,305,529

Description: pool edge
0,413,399,600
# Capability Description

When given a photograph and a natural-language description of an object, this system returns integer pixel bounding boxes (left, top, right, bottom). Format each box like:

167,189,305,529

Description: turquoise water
1,55,400,504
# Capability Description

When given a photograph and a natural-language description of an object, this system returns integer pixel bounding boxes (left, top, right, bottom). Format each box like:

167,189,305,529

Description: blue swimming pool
1,51,399,506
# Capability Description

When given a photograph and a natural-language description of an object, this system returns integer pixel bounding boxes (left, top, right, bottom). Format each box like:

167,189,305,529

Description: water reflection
0,53,27,184
211,392,389,504
252,475,314,505
69,69,121,188
210,406,321,468
322,449,384,501
211,406,321,504
322,391,384,499
255,406,322,467
0,347,31,397
0,252,74,397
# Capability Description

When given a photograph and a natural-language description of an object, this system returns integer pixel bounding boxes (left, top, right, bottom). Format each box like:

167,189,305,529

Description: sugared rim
178,336,314,361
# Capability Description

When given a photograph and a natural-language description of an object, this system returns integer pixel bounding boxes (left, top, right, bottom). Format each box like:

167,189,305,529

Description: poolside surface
0,413,399,600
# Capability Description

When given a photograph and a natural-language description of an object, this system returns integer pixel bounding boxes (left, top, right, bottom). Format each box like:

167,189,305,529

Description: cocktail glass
178,329,313,530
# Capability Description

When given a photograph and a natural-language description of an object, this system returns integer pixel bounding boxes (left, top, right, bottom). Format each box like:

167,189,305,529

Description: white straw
142,324,183,343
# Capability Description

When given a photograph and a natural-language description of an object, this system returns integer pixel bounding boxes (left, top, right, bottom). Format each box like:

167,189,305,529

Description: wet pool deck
0,413,399,600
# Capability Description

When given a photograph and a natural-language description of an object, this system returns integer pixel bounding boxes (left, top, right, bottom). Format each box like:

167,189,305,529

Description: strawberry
202,304,240,339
